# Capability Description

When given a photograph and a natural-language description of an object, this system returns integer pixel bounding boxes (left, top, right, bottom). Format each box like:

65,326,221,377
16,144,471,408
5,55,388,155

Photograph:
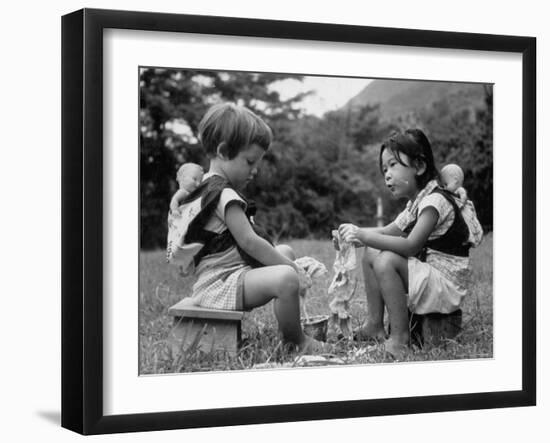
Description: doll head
440,164,464,193
176,162,204,192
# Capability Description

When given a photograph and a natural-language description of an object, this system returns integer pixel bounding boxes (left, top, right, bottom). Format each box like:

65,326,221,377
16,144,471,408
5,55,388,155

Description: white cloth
458,199,484,247
408,255,468,314
294,256,328,279
328,231,358,321
294,256,328,298
166,195,202,269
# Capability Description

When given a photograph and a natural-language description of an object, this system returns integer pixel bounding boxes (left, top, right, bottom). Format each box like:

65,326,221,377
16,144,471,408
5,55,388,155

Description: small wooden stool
409,310,463,346
168,300,244,356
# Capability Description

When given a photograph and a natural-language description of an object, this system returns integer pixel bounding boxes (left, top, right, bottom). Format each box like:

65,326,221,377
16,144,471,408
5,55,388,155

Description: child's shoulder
419,189,455,218
199,173,248,218
216,185,245,205
216,189,247,221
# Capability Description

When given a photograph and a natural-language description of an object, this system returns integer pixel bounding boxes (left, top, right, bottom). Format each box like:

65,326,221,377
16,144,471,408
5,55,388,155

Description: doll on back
440,163,467,203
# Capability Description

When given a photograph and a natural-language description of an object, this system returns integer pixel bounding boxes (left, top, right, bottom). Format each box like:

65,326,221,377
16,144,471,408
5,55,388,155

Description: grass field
139,234,493,374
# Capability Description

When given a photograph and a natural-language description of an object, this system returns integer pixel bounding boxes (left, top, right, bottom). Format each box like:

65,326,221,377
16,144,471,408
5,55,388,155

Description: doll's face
178,167,204,192
442,173,460,192
441,165,463,192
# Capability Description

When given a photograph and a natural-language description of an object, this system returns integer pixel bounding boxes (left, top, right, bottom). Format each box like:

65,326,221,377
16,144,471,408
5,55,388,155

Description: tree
419,86,493,230
139,68,309,248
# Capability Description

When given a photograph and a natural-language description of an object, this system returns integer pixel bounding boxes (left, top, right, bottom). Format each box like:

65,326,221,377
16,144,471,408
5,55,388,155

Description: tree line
140,68,493,249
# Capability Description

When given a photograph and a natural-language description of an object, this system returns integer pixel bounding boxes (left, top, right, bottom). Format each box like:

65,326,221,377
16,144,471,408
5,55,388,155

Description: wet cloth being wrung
328,230,358,338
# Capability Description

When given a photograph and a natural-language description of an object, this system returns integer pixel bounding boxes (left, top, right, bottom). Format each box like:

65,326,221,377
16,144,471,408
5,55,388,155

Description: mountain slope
345,79,488,120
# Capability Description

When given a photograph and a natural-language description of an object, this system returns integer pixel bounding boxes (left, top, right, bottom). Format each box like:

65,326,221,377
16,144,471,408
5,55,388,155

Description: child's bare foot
383,337,409,361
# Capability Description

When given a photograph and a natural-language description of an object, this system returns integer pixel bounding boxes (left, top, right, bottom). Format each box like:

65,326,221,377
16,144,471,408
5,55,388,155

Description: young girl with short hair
339,129,475,359
174,102,328,353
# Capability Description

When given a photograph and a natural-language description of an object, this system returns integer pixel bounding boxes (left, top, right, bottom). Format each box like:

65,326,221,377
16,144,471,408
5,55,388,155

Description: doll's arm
169,189,189,212
456,187,468,205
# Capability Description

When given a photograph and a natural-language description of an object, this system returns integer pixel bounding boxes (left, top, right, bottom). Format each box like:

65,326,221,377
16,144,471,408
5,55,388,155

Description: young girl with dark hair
338,129,476,359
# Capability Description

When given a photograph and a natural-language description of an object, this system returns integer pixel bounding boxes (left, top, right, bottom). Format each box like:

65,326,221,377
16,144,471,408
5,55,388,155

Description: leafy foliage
139,68,307,247
415,85,493,228
140,70,493,248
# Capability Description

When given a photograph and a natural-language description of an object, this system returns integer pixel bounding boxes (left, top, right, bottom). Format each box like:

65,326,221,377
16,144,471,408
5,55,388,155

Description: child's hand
294,256,328,278
338,223,362,245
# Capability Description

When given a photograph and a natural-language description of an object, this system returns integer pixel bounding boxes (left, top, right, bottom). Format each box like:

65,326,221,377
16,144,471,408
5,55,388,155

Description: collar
405,179,439,216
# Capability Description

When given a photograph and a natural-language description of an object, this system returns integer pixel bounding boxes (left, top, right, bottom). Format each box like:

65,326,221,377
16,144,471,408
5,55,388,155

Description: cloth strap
183,175,272,268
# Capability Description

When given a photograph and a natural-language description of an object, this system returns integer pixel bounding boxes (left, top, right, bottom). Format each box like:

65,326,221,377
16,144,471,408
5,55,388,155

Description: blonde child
178,103,329,353
169,163,204,212
339,129,476,359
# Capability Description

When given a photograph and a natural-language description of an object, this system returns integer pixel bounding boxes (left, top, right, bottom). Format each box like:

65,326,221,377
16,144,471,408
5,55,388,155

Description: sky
166,74,372,136
271,75,372,117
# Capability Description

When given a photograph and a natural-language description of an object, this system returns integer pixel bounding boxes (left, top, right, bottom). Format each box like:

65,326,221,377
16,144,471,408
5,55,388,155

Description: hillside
344,79,488,121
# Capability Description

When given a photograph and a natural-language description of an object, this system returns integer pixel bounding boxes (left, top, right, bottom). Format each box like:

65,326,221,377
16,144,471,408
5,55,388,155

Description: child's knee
275,244,295,261
373,251,399,275
276,266,300,298
362,247,378,268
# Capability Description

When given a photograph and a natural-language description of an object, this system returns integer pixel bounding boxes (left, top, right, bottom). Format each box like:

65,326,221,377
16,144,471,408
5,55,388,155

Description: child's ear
216,142,229,159
415,159,427,176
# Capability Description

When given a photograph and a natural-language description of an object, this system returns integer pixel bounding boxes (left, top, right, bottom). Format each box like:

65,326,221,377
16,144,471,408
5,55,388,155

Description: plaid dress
190,250,250,311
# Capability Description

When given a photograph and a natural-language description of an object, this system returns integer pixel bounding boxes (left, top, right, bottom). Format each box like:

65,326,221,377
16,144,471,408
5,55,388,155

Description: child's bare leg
373,251,409,355
251,244,329,352
358,247,386,339
243,265,306,345
272,244,300,320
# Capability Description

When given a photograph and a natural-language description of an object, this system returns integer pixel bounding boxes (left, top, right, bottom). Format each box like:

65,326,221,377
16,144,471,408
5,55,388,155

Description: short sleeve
201,188,247,233
393,207,412,231
418,193,455,238
216,188,246,220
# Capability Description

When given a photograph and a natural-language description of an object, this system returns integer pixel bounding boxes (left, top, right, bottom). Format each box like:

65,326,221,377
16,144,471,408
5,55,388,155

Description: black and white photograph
58,5,536,436
139,68,493,374
1,0,544,440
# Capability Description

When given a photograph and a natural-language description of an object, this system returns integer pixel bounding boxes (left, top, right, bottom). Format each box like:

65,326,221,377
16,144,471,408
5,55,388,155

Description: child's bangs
378,138,410,173
250,119,273,150
392,135,423,161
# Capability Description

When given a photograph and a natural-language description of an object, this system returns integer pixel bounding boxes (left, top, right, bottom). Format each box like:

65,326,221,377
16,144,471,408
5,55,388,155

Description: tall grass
139,234,493,374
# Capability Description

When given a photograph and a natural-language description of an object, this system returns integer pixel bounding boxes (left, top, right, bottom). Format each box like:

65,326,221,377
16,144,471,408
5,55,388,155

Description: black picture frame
61,8,536,435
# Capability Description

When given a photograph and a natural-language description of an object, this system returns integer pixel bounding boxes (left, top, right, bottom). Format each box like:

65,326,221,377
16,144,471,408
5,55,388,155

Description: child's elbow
237,233,258,253
404,242,423,257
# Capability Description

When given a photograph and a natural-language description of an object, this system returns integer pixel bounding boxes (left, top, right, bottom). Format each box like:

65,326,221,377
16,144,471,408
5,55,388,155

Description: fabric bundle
328,230,358,337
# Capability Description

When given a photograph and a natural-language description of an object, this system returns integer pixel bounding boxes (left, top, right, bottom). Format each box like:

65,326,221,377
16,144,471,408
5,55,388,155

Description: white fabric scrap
328,230,358,336
294,256,328,279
